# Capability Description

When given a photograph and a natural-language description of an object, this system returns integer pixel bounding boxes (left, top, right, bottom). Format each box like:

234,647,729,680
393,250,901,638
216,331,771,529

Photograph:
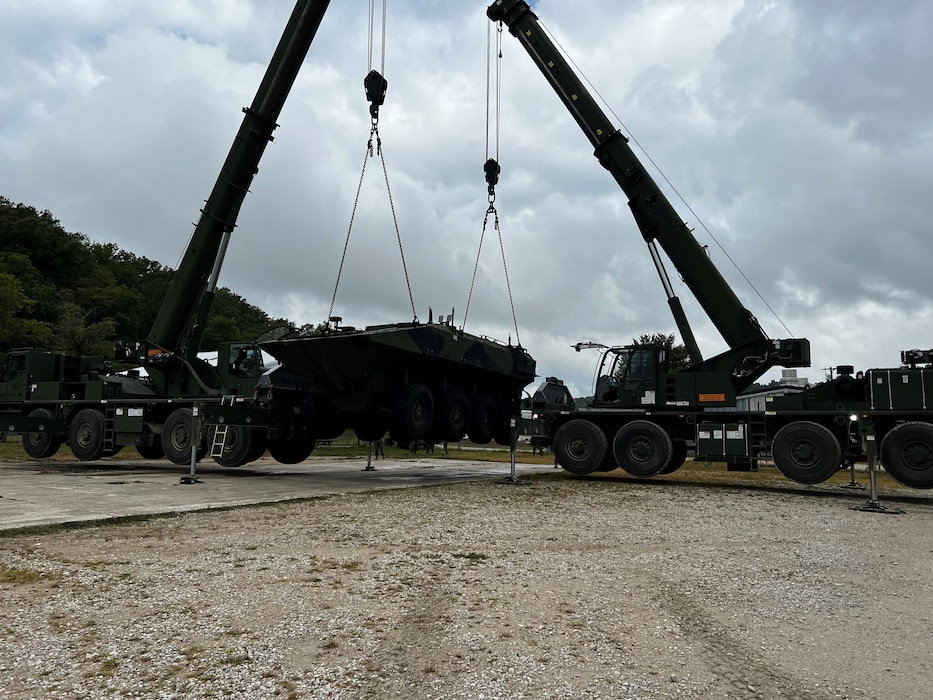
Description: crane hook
364,69,388,123
484,157,500,205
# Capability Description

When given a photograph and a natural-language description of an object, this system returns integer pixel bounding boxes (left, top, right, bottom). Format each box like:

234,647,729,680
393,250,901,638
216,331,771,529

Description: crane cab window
229,345,261,378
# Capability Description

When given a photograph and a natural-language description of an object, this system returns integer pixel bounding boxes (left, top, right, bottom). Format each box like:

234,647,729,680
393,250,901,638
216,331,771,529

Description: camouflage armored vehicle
259,316,536,446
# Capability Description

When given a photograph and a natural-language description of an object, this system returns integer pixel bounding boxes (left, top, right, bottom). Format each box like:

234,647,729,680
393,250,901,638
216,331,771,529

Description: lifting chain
328,0,418,323
463,20,521,345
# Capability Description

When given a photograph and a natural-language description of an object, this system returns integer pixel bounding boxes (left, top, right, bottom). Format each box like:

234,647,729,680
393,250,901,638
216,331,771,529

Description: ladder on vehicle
103,406,116,454
209,396,237,458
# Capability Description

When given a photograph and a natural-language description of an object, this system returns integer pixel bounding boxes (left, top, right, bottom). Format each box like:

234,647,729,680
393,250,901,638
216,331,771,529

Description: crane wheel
553,419,608,475
162,408,207,466
246,429,268,462
880,421,933,489
612,420,673,477
68,408,106,461
135,443,165,460
22,408,64,459
210,425,254,468
660,441,689,474
771,421,841,484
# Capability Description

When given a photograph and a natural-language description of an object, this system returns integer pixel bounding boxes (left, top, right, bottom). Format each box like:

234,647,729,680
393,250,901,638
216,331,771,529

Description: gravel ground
1,469,931,699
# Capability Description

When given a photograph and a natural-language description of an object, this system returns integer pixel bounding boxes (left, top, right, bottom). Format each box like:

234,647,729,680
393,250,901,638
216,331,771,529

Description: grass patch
0,564,48,584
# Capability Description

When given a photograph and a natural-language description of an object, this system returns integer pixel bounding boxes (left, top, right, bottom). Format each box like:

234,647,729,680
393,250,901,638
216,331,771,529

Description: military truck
0,1,333,466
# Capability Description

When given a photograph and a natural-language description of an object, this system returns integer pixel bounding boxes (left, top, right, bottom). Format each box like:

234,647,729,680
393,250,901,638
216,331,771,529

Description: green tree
633,332,691,373
53,302,117,356
0,272,53,348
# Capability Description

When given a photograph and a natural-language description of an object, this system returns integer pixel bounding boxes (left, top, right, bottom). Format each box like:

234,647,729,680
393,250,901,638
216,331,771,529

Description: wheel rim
899,439,933,473
789,438,820,468
75,422,95,449
628,436,654,463
170,424,191,452
566,435,591,461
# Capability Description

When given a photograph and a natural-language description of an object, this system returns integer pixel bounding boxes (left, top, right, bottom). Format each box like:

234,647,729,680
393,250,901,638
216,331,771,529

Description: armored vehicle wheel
210,425,253,467
553,419,608,475
771,421,841,484
312,396,346,441
392,383,434,439
467,395,497,444
661,441,689,474
246,429,268,462
435,388,472,442
613,420,673,477
880,421,933,489
135,443,165,460
267,438,315,464
69,408,106,461
494,398,519,446
162,408,207,465
23,408,64,459
353,416,387,443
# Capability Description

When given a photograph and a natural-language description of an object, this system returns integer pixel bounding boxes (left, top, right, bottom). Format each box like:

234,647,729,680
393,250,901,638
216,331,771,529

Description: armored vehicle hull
260,321,536,446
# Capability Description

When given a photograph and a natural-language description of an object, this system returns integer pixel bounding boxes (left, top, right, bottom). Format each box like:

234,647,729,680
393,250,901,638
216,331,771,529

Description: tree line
0,197,288,358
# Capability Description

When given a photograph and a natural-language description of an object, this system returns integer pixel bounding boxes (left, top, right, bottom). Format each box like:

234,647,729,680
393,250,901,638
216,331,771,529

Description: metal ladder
209,396,236,458
103,406,116,454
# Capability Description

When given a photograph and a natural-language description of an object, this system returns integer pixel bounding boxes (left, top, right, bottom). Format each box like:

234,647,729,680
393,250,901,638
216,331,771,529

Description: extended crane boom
148,0,332,359
487,0,809,389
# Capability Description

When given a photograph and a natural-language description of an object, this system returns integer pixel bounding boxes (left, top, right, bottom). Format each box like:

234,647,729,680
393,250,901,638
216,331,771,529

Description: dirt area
0,466,931,699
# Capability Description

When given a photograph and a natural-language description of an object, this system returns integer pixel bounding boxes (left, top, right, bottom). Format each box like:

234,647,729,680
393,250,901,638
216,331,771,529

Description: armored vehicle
259,316,536,446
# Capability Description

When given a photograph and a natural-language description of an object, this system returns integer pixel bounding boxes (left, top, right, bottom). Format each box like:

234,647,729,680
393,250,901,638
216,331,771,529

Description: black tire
246,429,268,462
392,383,434,440
352,414,388,443
162,408,207,466
135,443,165,460
881,421,933,489
434,388,472,442
612,420,673,477
68,409,106,461
313,396,346,441
210,425,253,468
494,398,519,446
267,438,315,464
661,441,689,474
22,408,64,459
468,395,497,444
553,419,608,475
771,421,841,484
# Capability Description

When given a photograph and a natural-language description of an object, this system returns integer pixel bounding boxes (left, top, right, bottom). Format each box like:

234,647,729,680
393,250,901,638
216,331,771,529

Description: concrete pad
0,455,550,531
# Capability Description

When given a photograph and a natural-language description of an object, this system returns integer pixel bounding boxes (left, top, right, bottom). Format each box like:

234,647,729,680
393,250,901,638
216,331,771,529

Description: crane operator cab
594,345,664,407
229,343,262,379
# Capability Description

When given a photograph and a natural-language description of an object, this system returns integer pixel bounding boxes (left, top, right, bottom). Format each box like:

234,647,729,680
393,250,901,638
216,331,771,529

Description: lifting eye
646,194,658,206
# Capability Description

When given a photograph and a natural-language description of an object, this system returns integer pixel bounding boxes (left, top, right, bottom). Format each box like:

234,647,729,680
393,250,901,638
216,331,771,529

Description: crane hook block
484,158,501,196
364,70,388,121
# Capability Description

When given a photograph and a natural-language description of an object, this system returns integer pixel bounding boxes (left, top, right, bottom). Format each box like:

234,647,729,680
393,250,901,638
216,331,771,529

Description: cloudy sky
2,0,931,399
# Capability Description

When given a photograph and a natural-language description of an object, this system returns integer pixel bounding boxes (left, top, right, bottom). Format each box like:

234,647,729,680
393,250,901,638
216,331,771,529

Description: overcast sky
2,0,932,399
